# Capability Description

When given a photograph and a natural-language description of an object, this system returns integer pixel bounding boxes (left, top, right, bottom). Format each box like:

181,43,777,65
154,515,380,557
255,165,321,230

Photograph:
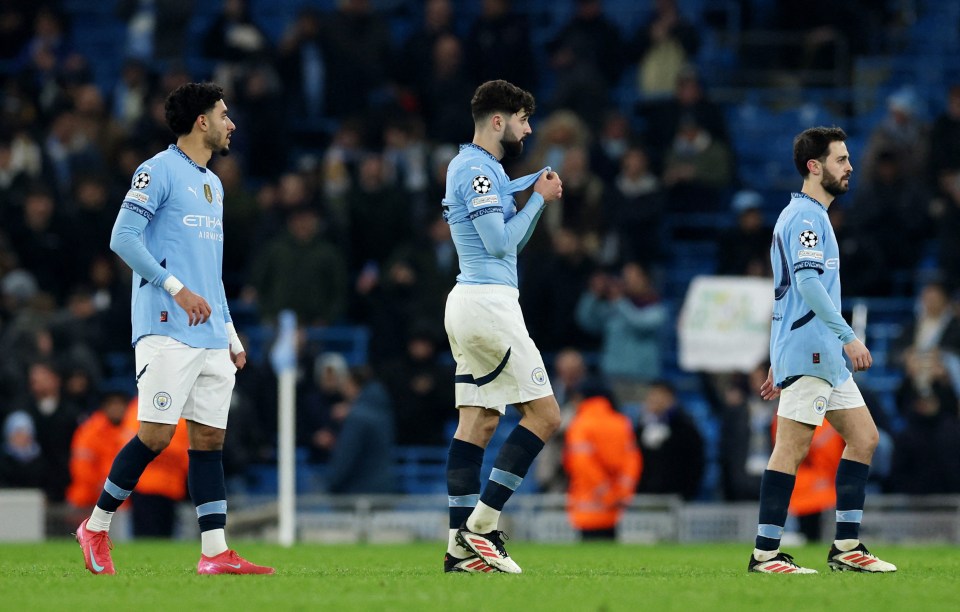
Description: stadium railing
216,493,960,545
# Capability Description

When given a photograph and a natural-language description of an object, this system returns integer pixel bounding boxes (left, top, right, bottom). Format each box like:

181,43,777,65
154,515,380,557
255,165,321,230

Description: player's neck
472,133,503,161
801,183,834,209
176,136,213,168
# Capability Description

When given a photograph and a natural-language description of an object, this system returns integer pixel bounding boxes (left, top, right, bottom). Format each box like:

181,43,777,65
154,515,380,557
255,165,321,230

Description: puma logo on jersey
187,186,199,198
802,219,814,226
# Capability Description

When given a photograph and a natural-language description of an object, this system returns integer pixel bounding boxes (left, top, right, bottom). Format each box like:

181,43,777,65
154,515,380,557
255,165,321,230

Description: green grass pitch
2,540,959,611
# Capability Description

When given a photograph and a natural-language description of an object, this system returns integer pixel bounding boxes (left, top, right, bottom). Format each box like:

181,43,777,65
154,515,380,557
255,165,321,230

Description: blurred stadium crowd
2,0,960,526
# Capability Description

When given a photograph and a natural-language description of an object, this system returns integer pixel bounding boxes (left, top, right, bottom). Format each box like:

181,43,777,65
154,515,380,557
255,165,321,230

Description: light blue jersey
770,192,856,388
443,143,547,288
114,145,230,349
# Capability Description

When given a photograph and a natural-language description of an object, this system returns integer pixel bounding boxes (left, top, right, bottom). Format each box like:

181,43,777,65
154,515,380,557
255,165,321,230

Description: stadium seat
393,446,449,494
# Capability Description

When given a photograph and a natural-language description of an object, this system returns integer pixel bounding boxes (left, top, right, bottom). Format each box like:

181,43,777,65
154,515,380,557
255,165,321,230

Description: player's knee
534,398,562,436
138,427,174,453
542,407,562,436
476,416,499,441
851,425,880,456
190,425,226,451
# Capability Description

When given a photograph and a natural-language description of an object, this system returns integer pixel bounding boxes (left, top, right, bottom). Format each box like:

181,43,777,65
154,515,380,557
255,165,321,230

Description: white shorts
777,375,865,426
444,284,553,414
135,335,236,429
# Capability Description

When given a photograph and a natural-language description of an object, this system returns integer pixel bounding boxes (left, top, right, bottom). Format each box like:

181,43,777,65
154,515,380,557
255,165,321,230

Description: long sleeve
795,267,856,343
612,298,668,331
575,292,608,334
471,193,544,258
109,207,170,288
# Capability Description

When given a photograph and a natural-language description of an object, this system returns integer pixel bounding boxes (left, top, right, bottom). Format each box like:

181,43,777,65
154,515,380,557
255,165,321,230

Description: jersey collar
792,192,826,211
169,144,208,173
461,143,499,163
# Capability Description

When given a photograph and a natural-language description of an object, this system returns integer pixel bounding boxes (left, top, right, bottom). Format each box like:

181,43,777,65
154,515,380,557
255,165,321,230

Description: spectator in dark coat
20,360,81,502
887,387,960,494
635,380,704,500
246,206,348,326
380,322,455,447
325,367,397,494
0,410,45,490
464,0,536,91
715,190,773,277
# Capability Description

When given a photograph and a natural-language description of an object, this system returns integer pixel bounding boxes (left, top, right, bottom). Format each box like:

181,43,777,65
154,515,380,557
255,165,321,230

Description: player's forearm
613,299,668,329
220,281,232,324
473,196,545,258
109,208,170,288
795,269,857,343
517,194,545,253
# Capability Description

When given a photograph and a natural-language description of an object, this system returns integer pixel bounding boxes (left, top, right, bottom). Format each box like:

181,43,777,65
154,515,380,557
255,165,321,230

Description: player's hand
534,170,563,202
173,287,211,326
843,338,873,372
760,367,781,401
231,349,247,370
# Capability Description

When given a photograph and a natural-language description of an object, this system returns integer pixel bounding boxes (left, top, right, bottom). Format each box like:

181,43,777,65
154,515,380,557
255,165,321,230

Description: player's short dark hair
470,80,535,124
164,82,224,137
793,126,847,177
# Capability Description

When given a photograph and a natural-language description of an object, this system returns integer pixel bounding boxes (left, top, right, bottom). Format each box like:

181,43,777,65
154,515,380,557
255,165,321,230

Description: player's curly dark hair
793,126,847,177
471,80,535,123
164,82,224,137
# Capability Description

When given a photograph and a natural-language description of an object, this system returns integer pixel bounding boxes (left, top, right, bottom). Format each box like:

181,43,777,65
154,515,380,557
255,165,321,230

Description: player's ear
806,159,820,176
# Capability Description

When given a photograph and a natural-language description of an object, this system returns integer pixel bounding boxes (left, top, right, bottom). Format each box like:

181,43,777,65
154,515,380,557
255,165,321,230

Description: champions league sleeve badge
472,175,492,194
133,172,151,189
798,229,819,248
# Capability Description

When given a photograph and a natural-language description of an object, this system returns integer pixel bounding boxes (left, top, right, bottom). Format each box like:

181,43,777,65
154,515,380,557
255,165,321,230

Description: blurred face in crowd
622,262,651,296
920,284,950,317
621,148,650,179
645,385,675,416
102,394,129,426
29,364,60,400
24,192,54,230
433,33,463,78
425,0,452,29
554,349,586,386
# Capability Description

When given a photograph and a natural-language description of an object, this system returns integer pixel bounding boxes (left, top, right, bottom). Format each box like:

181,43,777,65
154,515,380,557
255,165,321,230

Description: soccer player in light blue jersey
74,83,273,576
748,127,896,574
442,80,564,574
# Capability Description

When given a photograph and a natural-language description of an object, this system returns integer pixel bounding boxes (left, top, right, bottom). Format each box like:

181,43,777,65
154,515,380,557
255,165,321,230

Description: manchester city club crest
813,396,827,415
531,367,547,385
154,391,172,411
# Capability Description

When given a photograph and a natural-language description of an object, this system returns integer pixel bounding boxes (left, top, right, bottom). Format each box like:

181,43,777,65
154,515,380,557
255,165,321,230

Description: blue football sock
447,439,484,529
188,449,227,533
96,435,159,512
755,469,796,551
835,458,869,541
479,425,544,512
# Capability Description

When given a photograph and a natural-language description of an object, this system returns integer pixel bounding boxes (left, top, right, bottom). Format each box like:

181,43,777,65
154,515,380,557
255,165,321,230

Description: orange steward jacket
564,396,643,530
66,398,189,506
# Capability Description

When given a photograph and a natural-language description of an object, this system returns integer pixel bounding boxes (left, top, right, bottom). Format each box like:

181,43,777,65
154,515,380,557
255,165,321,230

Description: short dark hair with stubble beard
164,82,224,136
793,126,847,177
470,80,535,124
